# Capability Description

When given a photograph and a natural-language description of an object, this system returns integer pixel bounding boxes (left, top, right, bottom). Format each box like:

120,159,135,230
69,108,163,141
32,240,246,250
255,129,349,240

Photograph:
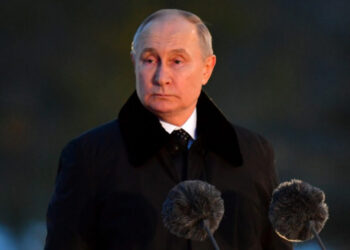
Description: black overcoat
45,92,293,250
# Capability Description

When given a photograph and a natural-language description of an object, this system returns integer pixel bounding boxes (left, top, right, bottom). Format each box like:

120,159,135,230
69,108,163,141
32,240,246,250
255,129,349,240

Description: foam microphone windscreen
161,180,224,241
269,179,329,242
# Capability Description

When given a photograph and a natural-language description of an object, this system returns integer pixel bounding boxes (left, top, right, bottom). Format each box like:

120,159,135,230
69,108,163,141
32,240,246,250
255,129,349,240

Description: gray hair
131,9,213,58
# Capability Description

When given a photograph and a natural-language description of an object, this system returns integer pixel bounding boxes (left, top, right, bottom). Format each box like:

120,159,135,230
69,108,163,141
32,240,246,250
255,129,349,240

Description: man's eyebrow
169,49,189,56
140,48,190,56
140,48,157,55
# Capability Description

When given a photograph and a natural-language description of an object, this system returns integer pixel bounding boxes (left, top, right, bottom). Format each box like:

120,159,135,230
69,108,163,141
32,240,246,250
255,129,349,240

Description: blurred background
1,0,349,249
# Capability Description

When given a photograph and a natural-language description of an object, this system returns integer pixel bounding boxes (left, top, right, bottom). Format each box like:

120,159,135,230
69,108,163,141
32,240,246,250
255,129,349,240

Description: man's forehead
136,16,198,52
145,13,193,30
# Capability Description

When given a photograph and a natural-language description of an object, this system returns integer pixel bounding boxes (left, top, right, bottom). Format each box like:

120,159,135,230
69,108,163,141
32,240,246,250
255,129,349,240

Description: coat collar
118,91,243,167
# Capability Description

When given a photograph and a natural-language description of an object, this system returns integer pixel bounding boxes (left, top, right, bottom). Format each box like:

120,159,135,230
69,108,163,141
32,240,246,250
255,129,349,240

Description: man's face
132,15,216,125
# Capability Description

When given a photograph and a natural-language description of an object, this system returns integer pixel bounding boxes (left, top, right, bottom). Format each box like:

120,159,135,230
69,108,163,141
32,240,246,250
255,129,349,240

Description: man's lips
152,93,173,97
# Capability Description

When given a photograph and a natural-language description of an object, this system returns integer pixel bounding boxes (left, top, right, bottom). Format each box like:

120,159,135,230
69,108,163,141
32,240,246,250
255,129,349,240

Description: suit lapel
156,148,181,183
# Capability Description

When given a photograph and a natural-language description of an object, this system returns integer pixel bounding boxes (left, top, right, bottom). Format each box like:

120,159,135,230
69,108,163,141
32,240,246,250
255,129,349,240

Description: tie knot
171,129,191,149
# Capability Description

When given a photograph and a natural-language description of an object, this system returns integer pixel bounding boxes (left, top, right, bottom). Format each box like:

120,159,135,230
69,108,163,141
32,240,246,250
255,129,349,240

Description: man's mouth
153,93,171,97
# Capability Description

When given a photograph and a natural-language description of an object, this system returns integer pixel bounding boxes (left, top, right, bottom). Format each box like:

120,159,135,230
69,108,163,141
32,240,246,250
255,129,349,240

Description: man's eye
142,58,156,64
173,59,183,65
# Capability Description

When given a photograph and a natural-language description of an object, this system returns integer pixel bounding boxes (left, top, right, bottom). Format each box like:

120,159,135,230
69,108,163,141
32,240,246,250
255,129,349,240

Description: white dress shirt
159,109,197,148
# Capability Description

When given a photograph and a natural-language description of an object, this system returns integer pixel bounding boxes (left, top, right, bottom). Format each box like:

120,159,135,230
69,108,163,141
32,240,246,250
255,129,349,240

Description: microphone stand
309,220,327,250
201,219,220,250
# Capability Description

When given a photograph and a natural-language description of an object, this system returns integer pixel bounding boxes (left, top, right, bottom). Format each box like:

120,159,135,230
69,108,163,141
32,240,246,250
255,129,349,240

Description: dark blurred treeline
1,0,349,248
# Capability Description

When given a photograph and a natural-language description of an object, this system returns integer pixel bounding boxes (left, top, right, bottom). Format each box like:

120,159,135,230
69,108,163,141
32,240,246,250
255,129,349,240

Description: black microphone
269,179,329,250
161,180,224,250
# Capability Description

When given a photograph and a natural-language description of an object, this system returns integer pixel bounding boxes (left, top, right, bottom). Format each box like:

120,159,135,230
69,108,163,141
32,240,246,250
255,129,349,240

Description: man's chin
144,102,179,116
147,105,176,116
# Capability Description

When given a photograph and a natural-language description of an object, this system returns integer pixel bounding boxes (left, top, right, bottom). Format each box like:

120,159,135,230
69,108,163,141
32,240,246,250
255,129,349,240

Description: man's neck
159,108,197,139
156,102,198,126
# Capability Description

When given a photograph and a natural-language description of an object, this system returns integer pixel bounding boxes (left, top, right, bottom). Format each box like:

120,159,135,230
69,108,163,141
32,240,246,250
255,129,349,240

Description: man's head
131,9,216,126
131,9,214,58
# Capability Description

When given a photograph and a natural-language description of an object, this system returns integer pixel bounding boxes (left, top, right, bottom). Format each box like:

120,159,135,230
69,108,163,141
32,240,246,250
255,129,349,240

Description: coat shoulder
60,119,125,165
68,119,122,149
233,124,274,160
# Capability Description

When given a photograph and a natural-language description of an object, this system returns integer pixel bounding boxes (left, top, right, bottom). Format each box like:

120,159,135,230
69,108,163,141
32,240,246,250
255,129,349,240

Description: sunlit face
132,15,216,125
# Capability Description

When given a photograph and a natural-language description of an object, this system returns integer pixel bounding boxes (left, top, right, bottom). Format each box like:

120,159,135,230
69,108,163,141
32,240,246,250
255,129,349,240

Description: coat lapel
118,93,170,166
196,92,243,167
118,91,243,168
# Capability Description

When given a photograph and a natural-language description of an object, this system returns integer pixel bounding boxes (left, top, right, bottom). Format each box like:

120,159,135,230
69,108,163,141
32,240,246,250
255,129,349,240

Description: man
45,9,293,250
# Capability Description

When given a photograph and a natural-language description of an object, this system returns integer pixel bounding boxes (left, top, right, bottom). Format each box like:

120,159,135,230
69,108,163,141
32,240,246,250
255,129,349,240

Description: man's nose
154,63,171,85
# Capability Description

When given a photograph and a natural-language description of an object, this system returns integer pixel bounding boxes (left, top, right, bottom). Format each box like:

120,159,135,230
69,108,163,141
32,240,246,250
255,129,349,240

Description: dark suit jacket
45,91,293,250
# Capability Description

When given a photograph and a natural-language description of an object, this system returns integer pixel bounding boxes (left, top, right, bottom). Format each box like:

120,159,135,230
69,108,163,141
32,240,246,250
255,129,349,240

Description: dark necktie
171,129,191,150
171,129,191,180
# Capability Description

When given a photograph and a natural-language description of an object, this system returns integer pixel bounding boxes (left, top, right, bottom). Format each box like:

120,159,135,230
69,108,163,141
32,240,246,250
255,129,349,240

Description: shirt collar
159,109,197,139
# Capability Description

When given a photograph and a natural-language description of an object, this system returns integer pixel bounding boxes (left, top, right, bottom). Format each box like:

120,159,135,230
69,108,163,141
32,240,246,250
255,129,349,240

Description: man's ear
202,55,216,85
130,52,136,66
